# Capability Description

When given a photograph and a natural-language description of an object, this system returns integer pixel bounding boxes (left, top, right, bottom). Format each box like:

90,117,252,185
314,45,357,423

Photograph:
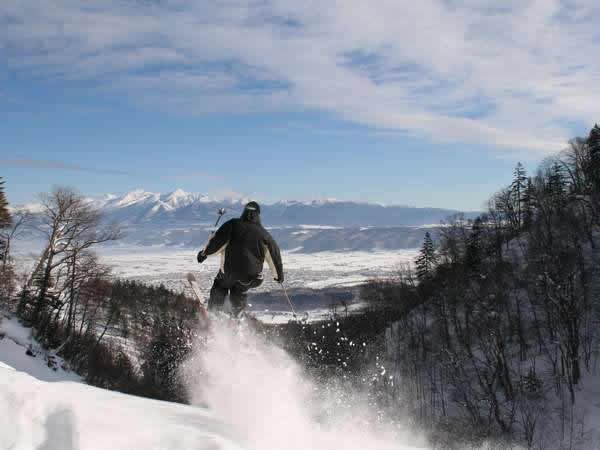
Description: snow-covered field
0,312,429,450
95,247,419,295
95,247,418,323
13,241,418,294
11,243,418,323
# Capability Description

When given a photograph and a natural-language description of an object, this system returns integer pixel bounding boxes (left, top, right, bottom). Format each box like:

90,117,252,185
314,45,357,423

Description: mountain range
21,189,479,252
89,188,475,228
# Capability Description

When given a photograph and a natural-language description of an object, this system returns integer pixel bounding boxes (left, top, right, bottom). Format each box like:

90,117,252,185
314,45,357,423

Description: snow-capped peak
8,202,44,214
164,188,187,201
161,189,193,207
114,188,157,207
11,188,475,229
310,198,340,206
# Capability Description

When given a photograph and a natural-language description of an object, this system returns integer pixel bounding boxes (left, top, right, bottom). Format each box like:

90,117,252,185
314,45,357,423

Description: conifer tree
0,178,11,264
548,162,566,206
0,178,10,229
416,232,437,280
511,163,527,229
464,217,484,269
588,124,600,192
521,178,535,230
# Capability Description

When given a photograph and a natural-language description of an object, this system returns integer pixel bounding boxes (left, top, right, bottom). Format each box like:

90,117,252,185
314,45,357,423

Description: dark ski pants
208,271,262,317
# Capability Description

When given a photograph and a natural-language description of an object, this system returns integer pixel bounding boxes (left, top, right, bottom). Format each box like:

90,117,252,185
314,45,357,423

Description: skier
196,201,284,317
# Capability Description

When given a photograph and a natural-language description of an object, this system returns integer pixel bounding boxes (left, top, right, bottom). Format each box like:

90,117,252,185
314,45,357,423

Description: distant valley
119,223,441,253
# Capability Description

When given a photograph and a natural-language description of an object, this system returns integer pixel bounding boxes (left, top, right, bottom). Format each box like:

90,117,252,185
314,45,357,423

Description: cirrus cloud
1,0,599,157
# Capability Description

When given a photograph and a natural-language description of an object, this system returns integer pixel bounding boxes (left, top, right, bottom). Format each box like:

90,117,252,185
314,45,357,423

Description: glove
197,251,207,264
274,275,284,284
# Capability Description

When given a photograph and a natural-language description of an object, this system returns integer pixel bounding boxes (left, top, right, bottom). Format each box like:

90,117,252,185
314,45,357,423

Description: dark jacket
203,214,284,283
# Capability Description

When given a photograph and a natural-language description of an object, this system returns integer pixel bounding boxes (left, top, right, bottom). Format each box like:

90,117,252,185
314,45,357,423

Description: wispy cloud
2,0,599,157
2,159,128,175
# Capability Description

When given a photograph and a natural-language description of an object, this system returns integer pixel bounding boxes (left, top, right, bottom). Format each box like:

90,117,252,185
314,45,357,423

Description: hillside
0,311,428,450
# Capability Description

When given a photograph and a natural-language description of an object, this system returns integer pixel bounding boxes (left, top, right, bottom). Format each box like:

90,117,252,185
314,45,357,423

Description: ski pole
280,282,298,319
214,208,226,228
208,208,226,239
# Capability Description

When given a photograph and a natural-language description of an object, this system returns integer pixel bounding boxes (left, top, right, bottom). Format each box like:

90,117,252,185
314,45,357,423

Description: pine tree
0,178,11,265
521,178,535,230
548,162,566,206
416,232,437,280
0,178,10,229
511,163,527,229
588,124,600,193
464,217,484,269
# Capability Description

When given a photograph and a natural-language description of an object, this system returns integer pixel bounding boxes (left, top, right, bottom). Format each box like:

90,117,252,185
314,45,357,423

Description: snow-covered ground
95,246,419,294
5,295,599,449
1,365,240,450
246,302,367,325
0,312,430,450
0,314,81,383
11,244,416,323
12,242,418,294
93,247,418,323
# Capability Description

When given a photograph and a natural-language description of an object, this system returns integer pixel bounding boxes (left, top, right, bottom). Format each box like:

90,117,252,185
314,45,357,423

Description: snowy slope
0,313,240,450
0,314,81,383
1,314,430,450
1,368,242,450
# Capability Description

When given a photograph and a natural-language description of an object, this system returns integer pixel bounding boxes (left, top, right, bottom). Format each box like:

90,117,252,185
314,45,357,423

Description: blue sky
1,0,598,210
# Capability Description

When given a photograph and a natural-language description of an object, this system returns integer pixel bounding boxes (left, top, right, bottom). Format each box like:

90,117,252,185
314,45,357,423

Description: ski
186,272,210,323
186,272,239,329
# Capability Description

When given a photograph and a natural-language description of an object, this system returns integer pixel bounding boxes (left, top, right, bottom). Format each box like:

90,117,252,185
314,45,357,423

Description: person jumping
196,201,284,317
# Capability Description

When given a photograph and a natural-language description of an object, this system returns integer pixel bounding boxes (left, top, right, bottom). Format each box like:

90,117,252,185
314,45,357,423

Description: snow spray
181,322,429,450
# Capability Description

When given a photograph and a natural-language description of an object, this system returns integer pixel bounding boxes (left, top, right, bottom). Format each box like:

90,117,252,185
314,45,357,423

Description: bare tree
66,251,113,337
27,186,121,324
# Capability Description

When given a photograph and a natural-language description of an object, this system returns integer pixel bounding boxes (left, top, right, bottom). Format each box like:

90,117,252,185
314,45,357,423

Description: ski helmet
243,201,260,215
